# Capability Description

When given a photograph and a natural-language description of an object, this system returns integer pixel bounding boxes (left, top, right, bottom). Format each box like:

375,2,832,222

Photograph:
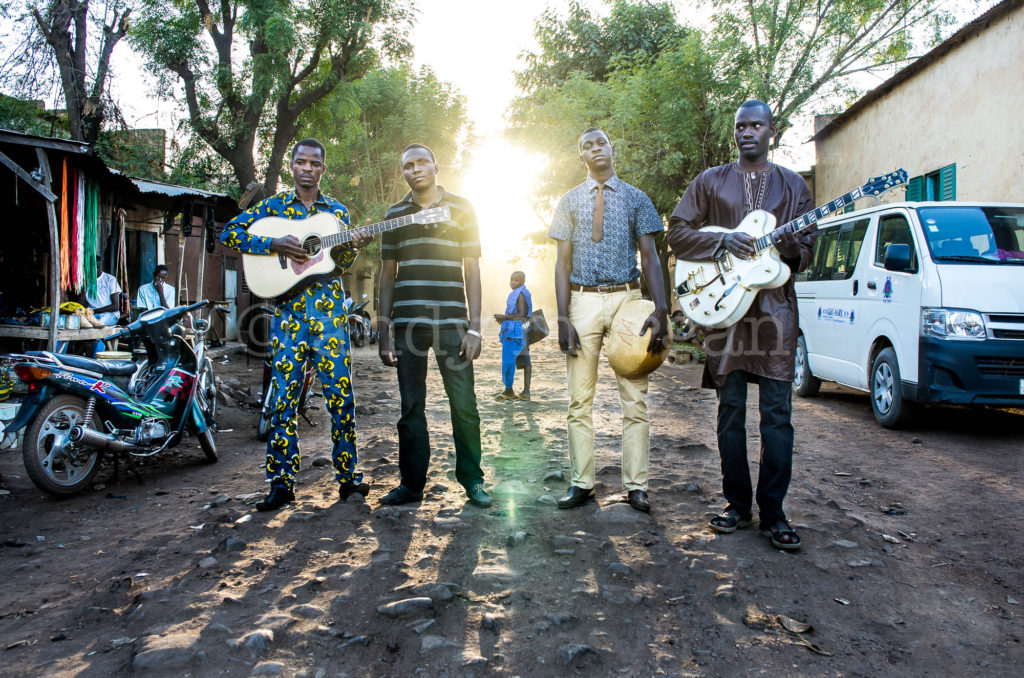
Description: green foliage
0,0,131,145
509,7,738,214
299,64,470,263
511,0,960,212
0,95,58,137
130,0,414,195
516,0,685,91
166,130,242,197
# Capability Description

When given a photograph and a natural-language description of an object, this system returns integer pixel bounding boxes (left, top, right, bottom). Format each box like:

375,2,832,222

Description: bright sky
409,0,553,135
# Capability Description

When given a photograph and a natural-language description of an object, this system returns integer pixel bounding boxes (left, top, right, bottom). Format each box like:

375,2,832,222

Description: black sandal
761,520,801,550
709,508,752,534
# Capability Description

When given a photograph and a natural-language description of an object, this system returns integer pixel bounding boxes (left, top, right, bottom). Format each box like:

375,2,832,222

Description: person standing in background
493,270,532,401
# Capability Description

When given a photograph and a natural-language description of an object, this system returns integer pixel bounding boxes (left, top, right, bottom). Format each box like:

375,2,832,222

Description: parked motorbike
1,301,218,497
347,299,377,347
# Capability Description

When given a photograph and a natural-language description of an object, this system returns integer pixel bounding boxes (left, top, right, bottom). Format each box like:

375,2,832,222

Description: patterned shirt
548,174,663,286
382,188,480,328
220,190,356,307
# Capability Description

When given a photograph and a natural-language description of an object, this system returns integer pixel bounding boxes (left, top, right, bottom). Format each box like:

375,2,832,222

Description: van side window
833,219,869,279
875,215,918,271
802,227,839,281
799,220,869,282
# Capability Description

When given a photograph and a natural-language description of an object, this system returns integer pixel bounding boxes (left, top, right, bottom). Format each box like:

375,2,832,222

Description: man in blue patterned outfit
550,128,669,513
221,138,372,511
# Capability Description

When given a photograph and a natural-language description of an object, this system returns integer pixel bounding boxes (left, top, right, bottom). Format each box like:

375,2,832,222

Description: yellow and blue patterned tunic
221,190,362,488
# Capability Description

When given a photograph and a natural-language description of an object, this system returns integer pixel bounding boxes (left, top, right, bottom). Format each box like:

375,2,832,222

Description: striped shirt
382,189,480,327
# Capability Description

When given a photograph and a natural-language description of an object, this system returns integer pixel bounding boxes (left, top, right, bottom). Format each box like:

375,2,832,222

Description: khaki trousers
566,288,649,491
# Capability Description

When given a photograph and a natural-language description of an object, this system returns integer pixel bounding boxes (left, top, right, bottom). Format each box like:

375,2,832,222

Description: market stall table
0,324,116,353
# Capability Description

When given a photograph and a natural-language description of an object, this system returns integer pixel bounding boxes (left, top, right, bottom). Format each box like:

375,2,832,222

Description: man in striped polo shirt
376,144,491,508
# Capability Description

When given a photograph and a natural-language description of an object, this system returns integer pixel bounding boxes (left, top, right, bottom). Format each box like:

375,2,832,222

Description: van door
799,218,870,386
859,210,924,389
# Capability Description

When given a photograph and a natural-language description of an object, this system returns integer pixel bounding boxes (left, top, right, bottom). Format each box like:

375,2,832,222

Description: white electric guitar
241,207,450,299
674,169,907,329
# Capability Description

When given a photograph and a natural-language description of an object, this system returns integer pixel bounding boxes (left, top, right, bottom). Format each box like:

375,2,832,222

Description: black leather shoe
256,485,295,512
379,485,423,506
557,486,595,509
627,489,650,512
339,480,370,501
466,484,492,508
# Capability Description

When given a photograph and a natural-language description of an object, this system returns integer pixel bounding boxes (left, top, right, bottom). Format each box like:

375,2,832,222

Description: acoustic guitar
241,207,450,298
673,170,907,329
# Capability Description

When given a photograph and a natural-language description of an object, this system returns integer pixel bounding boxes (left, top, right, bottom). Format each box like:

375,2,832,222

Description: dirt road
0,340,1021,676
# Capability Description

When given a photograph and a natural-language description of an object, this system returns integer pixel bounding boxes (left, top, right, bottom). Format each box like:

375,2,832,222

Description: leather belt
572,281,640,293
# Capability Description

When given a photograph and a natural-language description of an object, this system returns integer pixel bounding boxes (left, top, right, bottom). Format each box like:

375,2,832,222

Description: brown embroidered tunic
668,163,816,388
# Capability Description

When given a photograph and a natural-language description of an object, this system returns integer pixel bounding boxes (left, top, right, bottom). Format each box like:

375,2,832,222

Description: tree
706,0,956,142
516,0,686,92
131,0,413,197
305,64,468,221
0,0,130,145
299,63,469,260
511,0,962,201
509,2,730,214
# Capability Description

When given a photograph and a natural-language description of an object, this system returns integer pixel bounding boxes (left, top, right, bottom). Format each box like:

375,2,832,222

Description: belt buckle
596,283,612,293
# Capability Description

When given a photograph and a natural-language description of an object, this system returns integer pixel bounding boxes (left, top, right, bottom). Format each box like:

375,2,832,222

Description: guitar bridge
278,254,287,270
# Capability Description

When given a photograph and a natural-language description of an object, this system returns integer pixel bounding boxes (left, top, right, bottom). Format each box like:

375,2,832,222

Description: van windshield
917,206,1024,264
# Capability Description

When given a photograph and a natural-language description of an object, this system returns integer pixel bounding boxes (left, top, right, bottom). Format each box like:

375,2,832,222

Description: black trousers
715,370,794,524
395,325,484,492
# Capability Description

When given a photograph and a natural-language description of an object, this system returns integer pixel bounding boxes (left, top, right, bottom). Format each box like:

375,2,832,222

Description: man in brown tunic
667,100,815,549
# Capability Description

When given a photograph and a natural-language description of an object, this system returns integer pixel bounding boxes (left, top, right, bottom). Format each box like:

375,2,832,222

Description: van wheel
870,348,914,428
793,335,820,397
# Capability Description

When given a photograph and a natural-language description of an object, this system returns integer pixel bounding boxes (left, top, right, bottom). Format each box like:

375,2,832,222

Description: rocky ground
0,339,1021,677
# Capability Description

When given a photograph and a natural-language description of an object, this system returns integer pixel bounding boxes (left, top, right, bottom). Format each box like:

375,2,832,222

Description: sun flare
458,137,557,327
461,138,548,258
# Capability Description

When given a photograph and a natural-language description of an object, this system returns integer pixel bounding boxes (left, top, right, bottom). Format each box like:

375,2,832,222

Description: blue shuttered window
906,164,955,202
906,176,924,201
938,164,956,201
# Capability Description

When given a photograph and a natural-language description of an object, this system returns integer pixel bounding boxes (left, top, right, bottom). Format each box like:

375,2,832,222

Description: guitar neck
754,185,866,252
320,214,418,248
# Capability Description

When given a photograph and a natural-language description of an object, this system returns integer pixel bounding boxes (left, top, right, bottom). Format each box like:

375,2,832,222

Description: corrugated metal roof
130,176,231,200
0,128,91,155
812,0,1022,142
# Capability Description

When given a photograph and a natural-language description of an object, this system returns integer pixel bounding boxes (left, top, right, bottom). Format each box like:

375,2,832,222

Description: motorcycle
347,298,377,347
1,301,218,497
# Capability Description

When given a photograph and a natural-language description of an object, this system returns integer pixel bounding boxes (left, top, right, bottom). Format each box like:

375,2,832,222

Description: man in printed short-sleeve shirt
549,128,669,513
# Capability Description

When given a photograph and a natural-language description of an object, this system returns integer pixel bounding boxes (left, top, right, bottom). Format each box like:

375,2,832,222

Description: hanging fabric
69,166,77,291
84,179,98,298
60,159,70,291
73,171,86,293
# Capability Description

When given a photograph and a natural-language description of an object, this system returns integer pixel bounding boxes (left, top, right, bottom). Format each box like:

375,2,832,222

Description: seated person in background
86,257,122,327
84,256,122,355
137,264,175,311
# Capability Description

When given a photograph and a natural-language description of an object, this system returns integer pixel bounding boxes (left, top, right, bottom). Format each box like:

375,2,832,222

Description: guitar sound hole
302,235,322,255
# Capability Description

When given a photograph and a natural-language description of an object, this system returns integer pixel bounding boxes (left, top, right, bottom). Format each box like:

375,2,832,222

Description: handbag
522,309,549,345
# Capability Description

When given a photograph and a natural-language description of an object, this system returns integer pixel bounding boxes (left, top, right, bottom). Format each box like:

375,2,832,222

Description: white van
793,201,1024,427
